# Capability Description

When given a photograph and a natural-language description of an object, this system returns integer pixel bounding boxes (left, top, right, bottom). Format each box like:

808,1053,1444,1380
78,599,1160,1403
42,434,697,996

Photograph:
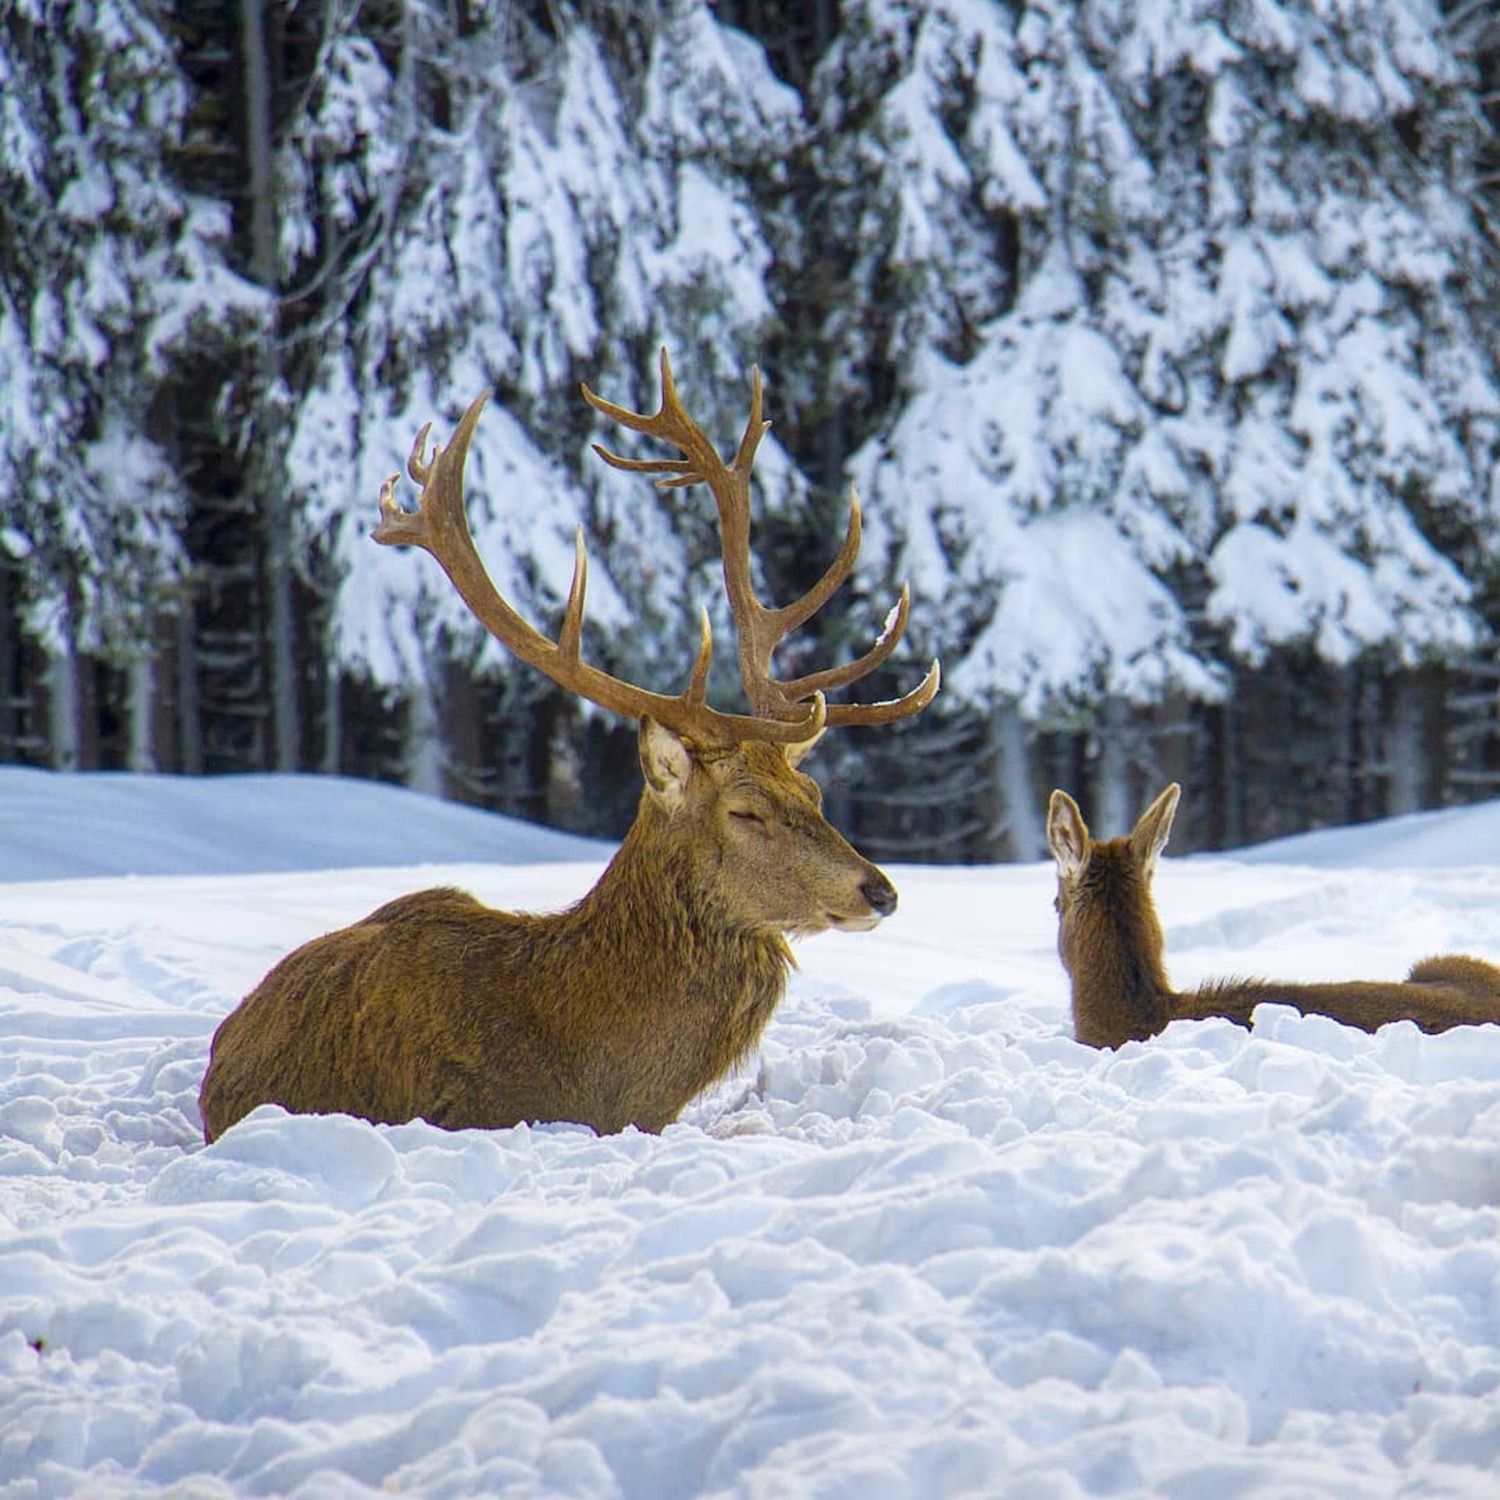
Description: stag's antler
582,349,939,728
373,392,824,746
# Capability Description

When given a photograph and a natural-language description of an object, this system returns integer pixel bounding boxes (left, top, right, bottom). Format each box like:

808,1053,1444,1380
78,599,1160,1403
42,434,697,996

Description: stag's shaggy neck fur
540,798,796,1123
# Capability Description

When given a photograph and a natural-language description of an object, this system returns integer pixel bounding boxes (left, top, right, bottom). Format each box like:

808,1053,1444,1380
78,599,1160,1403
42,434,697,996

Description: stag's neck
547,802,792,1121
581,803,789,974
1068,853,1176,1049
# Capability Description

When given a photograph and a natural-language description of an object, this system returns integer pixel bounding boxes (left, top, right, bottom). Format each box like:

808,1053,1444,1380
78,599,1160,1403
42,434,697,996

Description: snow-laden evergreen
830,0,1497,719
798,0,1040,421
0,0,260,664
283,1,809,712
0,0,1496,842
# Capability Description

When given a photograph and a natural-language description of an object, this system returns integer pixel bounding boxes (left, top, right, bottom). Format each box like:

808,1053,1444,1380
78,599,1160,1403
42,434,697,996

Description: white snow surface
0,768,610,882
2,774,1499,1496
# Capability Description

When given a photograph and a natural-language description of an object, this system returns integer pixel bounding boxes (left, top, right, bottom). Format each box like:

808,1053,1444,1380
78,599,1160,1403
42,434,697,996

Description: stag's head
373,350,937,936
635,718,895,935
1046,784,1180,980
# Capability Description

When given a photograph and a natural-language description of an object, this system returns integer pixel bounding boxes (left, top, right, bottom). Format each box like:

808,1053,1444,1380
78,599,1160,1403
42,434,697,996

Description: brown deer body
199,353,937,1142
1046,784,1500,1049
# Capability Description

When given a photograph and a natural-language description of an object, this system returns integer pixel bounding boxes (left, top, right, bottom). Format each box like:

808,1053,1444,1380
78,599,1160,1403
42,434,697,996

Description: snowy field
2,770,1499,1497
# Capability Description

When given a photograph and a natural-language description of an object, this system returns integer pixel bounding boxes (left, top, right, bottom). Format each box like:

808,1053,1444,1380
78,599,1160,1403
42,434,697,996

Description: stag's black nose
862,875,898,917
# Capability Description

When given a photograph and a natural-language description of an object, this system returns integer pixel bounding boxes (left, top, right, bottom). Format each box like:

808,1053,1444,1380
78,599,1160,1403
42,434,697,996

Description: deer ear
1128,783,1180,879
1047,790,1091,881
638,717,694,811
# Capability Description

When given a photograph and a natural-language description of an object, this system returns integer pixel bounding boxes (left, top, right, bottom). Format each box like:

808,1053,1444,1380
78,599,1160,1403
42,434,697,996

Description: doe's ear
1128,782,1180,880
639,718,695,811
1047,789,1091,882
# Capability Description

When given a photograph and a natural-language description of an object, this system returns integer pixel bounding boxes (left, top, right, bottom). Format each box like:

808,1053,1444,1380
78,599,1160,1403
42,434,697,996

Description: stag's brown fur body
199,354,937,1142
1048,785,1500,1049
201,751,817,1139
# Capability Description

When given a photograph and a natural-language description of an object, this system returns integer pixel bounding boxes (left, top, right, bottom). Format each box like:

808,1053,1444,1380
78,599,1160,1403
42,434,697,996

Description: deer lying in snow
1047,783,1500,1049
198,352,938,1142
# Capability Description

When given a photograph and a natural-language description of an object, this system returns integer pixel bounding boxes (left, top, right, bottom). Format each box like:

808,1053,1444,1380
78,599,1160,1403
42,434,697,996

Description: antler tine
580,345,686,436
589,449,698,482
823,659,941,728
583,349,704,475
376,471,418,545
584,349,772,493
558,529,588,664
584,352,939,733
766,486,862,645
779,580,909,702
374,390,822,747
686,608,713,705
406,422,435,485
375,396,491,550
729,364,771,480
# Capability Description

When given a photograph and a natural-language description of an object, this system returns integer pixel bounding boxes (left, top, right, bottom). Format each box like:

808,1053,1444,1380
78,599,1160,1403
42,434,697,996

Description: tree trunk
127,657,157,772
991,700,1043,860
322,665,342,774
265,534,298,769
1384,669,1427,816
1219,699,1243,850
1095,697,1132,839
241,0,298,771
47,644,81,772
404,669,445,798
176,586,203,774
0,560,18,759
1440,655,1500,803
1334,663,1355,823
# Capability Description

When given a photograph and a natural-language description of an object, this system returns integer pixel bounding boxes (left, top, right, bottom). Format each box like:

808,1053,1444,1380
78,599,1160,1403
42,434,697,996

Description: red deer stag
1047,783,1500,1048
199,352,938,1142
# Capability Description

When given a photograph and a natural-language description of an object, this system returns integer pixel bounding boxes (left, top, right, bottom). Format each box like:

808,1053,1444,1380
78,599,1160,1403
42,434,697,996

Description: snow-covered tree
1107,0,1495,664
3,0,1498,853
799,0,1498,850
0,0,259,767
278,0,809,805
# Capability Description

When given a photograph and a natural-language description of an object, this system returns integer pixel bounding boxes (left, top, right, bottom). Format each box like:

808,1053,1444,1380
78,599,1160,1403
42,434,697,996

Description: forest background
1,0,1497,862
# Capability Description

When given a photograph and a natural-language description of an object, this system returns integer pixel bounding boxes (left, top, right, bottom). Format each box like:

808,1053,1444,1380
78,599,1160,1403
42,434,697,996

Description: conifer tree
280,0,806,810
0,0,258,767
798,0,1497,848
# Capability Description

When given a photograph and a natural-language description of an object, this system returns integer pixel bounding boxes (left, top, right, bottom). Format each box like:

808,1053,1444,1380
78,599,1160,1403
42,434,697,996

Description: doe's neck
1065,847,1175,1047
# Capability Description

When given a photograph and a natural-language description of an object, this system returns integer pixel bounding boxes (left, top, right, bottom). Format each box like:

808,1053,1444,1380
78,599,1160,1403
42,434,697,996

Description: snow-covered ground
2,770,1498,1497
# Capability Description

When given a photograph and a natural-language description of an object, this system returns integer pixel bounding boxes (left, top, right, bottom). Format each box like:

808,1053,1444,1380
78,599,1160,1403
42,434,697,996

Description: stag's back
199,890,517,1139
199,874,798,1142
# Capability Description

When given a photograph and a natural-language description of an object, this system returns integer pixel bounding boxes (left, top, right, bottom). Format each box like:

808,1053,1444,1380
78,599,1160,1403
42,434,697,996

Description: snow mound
1,777,1498,1495
1235,797,1500,870
0,768,610,882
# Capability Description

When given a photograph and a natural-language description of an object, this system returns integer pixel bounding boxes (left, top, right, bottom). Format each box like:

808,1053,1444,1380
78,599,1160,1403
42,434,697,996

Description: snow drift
1,774,1498,1496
